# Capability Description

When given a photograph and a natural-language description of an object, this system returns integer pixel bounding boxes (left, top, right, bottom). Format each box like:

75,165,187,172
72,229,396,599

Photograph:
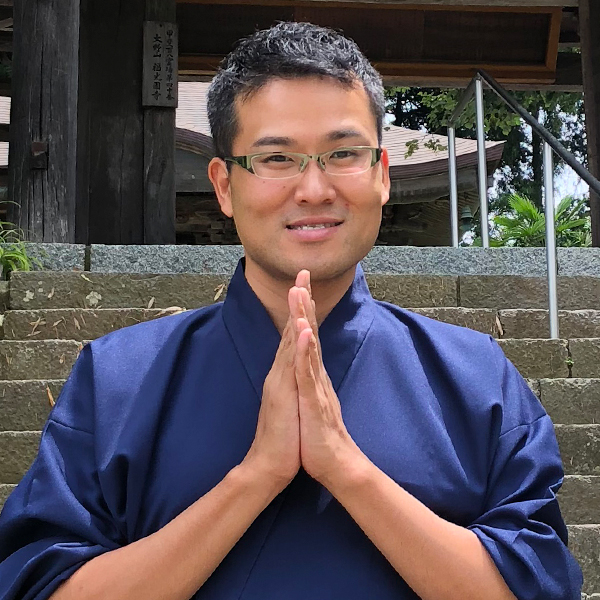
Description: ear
380,147,391,207
208,157,234,218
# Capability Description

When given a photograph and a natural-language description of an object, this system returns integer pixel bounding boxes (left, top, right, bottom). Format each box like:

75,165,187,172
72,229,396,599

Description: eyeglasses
224,146,382,180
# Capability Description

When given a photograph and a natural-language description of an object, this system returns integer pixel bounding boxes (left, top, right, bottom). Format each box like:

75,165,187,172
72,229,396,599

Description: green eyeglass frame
224,146,382,178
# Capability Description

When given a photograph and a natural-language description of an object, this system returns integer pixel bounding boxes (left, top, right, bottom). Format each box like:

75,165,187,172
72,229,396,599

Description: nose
292,158,336,205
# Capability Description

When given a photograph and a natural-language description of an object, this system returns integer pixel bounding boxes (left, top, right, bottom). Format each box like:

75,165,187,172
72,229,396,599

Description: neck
243,260,357,335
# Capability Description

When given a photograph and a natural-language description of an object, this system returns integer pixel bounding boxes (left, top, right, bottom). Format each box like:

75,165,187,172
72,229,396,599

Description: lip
286,217,344,228
285,221,343,242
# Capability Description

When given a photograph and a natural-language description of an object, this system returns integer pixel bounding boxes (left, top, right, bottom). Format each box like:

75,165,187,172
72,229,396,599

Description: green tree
386,86,586,209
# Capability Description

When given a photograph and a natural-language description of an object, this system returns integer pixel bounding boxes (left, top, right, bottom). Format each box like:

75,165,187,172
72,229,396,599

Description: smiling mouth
286,222,343,231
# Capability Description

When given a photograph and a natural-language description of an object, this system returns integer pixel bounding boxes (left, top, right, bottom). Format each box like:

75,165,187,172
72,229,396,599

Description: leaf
80,274,92,283
74,317,81,331
46,386,55,408
213,284,226,302
147,297,156,309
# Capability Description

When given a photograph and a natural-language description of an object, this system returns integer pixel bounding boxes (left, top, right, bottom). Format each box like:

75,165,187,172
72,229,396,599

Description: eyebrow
250,129,370,149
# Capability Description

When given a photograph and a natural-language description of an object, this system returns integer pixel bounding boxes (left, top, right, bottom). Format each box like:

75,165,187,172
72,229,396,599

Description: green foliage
472,194,591,247
386,84,586,208
0,221,40,277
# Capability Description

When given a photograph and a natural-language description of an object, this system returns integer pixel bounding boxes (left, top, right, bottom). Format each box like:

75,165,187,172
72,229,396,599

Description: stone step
460,276,600,310
539,379,600,425
555,425,600,476
2,308,186,341
571,525,600,595
0,378,596,434
571,340,600,378
9,272,600,311
497,339,570,379
0,426,597,483
0,380,65,431
0,341,81,380
560,476,600,525
499,310,600,339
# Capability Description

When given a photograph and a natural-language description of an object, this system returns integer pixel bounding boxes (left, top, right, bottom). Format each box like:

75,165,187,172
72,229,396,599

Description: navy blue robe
0,260,583,599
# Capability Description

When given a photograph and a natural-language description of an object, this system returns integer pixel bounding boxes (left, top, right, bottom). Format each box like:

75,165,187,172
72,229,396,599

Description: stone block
9,272,230,310
410,308,498,335
570,340,600,379
0,380,64,431
555,425,600,476
0,341,81,380
540,379,600,425
365,275,457,308
14,243,86,271
0,431,40,484
0,483,14,511
569,525,600,595
499,310,600,340
558,475,600,524
90,244,243,274
3,308,188,341
0,281,8,313
497,339,570,379
460,276,549,309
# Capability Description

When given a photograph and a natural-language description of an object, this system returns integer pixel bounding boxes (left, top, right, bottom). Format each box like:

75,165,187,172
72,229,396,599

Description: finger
298,287,322,359
295,322,317,395
295,269,310,293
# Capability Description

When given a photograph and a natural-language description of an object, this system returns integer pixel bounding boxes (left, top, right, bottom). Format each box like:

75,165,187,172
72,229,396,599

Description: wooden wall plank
77,0,145,244
9,0,79,242
176,0,578,8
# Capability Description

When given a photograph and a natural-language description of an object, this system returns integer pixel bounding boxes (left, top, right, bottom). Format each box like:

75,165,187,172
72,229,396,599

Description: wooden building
4,0,599,245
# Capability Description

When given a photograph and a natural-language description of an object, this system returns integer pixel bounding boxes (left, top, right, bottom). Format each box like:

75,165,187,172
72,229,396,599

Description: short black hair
207,22,385,159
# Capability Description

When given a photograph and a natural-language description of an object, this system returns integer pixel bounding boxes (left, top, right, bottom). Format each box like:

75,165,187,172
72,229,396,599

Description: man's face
209,76,390,284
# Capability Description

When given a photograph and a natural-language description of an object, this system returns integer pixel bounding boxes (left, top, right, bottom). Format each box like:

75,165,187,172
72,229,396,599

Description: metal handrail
447,70,600,339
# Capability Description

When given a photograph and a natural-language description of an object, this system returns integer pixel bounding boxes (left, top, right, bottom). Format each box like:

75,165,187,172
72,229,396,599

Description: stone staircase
0,266,599,597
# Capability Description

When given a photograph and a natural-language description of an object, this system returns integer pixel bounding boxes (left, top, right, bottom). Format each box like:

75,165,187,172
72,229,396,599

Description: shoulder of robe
372,301,545,431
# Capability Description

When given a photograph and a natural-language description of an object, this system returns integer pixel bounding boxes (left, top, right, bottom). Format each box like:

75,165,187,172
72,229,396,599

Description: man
0,22,582,600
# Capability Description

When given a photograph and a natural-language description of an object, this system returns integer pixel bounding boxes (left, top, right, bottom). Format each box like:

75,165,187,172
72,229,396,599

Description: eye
256,153,294,164
329,149,359,160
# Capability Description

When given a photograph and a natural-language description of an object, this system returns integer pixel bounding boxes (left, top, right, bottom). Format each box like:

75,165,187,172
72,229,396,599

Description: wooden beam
579,0,600,246
9,0,78,242
144,0,176,244
0,18,12,29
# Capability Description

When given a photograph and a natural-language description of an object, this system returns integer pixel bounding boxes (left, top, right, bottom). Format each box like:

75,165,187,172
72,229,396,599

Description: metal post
448,126,460,247
475,77,490,248
543,142,559,339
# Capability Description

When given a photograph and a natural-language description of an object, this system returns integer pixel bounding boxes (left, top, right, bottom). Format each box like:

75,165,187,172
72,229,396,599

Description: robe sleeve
0,345,123,600
468,345,583,600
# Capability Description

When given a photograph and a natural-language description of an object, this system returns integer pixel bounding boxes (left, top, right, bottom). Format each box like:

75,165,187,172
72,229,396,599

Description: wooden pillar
144,0,177,244
9,0,79,242
580,0,600,247
77,0,146,245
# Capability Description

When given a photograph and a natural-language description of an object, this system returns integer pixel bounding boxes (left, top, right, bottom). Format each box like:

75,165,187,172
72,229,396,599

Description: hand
290,272,363,489
242,300,301,493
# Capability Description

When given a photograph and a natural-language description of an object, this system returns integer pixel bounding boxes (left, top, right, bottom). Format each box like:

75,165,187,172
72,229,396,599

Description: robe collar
222,258,375,401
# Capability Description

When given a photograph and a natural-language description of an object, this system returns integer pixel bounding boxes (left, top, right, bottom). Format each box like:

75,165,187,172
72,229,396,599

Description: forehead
232,77,377,150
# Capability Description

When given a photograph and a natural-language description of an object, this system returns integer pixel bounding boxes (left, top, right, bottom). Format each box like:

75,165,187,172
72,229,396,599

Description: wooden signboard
143,21,178,107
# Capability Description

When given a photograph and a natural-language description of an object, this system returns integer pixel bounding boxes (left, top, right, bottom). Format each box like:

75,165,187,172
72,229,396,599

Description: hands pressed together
244,270,364,494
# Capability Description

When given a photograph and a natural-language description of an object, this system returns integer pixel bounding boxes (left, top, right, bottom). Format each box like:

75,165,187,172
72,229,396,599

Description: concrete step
571,525,600,595
0,341,81,380
2,308,186,341
460,276,600,310
410,308,498,336
499,310,600,339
